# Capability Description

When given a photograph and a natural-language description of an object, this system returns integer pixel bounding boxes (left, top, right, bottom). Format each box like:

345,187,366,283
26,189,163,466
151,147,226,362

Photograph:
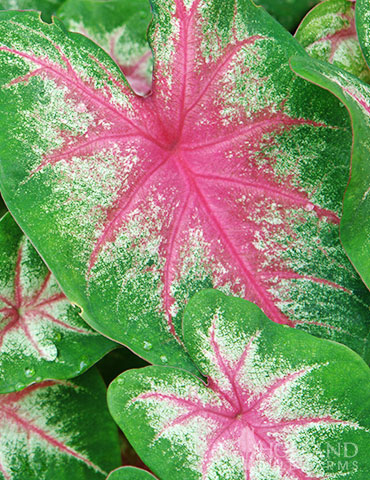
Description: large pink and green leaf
0,213,115,393
57,0,152,96
108,289,370,480
0,367,121,480
0,2,369,371
291,55,370,293
295,0,370,82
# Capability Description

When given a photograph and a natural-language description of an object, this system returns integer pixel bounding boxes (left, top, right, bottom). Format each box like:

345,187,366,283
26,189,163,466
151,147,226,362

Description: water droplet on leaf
304,203,315,212
160,355,168,364
143,341,152,351
54,332,62,342
79,356,89,371
25,367,35,378
43,342,58,362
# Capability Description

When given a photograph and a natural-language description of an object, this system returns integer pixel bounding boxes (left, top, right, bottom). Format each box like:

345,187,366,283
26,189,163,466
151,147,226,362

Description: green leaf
295,0,370,83
57,0,152,96
254,0,321,31
108,289,370,480
108,468,157,480
356,0,370,67
0,4,368,370
0,213,115,393
0,0,64,22
291,55,370,295
0,367,121,479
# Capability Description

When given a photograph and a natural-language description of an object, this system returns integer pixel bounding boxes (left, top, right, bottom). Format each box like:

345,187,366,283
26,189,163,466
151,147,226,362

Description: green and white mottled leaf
0,0,63,21
57,0,152,96
291,55,370,294
0,213,115,393
108,468,157,480
108,289,370,480
356,0,370,66
254,0,321,31
295,0,370,83
0,367,121,480
0,3,368,371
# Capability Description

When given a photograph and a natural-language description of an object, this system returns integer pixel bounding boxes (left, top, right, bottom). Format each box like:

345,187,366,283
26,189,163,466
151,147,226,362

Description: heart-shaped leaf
0,0,64,21
0,3,369,371
255,0,321,31
108,468,157,480
0,367,121,480
291,55,370,293
295,0,370,82
0,213,115,393
57,0,152,96
108,289,370,480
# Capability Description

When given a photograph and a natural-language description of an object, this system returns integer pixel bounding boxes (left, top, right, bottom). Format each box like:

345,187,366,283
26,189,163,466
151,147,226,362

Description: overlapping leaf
291,54,370,294
0,213,114,393
0,0,63,21
255,0,321,31
295,0,370,82
356,0,370,67
108,289,370,480
57,0,152,96
0,2,368,371
0,368,121,480
108,468,157,480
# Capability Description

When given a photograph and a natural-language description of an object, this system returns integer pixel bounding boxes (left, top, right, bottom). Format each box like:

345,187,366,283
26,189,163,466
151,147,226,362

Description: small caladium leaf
0,3,369,370
254,0,321,31
291,56,370,294
0,367,121,480
108,468,157,480
295,0,370,83
57,0,152,96
0,0,63,22
108,289,370,480
0,213,115,393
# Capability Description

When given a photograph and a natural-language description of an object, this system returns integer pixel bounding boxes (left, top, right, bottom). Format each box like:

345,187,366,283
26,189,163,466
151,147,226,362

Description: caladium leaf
254,0,321,31
108,468,157,480
356,0,370,66
0,213,115,394
0,0,63,22
291,56,370,292
295,0,370,83
0,367,121,480
0,4,369,371
108,289,370,480
57,0,152,96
